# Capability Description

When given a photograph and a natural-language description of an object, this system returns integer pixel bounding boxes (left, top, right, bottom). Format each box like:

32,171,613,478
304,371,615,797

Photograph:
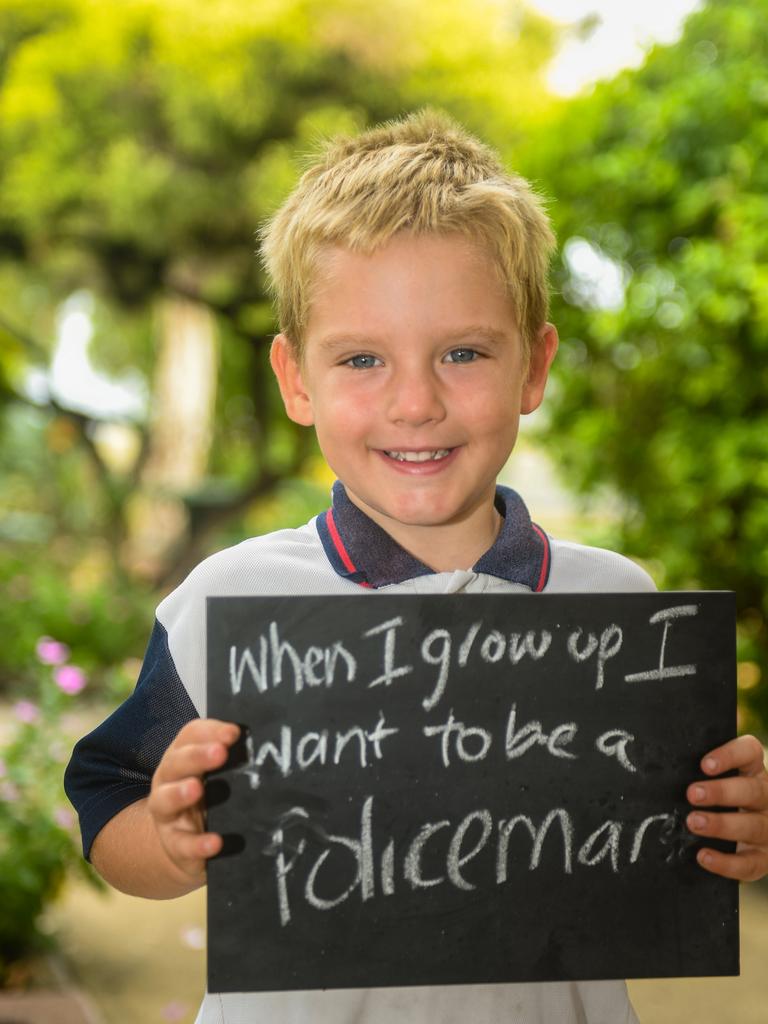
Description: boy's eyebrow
315,326,511,351
439,325,510,345
315,333,377,352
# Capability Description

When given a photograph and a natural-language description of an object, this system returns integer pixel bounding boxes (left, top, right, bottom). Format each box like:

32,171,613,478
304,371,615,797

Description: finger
696,845,768,882
700,735,766,777
687,809,768,846
154,740,233,785
163,828,223,866
149,777,205,823
688,773,768,811
170,719,241,750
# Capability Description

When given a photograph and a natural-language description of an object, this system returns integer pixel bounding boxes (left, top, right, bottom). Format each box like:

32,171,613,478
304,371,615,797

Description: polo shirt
65,481,654,1024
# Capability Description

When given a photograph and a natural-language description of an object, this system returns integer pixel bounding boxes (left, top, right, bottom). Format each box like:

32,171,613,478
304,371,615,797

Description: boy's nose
386,368,446,426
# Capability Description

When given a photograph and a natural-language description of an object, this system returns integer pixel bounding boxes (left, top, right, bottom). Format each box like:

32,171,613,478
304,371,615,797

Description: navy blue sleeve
64,618,198,860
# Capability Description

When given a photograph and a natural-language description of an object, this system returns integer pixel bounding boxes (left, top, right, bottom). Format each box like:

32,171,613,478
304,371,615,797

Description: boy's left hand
686,734,768,881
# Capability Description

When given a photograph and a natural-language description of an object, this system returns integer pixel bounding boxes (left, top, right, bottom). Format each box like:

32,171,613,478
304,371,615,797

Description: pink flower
162,1002,189,1022
54,806,75,830
36,636,71,666
54,665,87,695
179,925,205,950
14,700,40,723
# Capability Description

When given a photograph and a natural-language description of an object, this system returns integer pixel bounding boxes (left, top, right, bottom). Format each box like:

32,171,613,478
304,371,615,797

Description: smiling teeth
384,449,451,462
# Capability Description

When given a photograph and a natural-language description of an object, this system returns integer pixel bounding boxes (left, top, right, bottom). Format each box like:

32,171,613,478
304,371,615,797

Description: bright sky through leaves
528,0,702,94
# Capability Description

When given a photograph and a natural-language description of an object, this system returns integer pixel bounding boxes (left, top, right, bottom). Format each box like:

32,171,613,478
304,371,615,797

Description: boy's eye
344,354,381,369
444,347,479,364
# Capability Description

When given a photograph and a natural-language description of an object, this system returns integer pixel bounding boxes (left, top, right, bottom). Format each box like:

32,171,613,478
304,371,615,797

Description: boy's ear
269,335,315,426
521,323,559,415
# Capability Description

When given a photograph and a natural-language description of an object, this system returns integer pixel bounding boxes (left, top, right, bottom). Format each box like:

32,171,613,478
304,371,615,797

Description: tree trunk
122,295,218,579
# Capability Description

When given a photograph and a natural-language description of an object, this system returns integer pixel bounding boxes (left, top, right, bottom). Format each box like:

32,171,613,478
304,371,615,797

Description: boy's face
271,232,557,549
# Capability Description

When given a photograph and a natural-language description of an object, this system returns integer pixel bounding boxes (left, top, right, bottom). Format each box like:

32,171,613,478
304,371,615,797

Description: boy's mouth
382,449,453,463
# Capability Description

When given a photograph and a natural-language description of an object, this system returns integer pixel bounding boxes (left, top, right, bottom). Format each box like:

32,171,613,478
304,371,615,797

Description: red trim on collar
531,523,550,592
326,507,357,572
326,507,373,587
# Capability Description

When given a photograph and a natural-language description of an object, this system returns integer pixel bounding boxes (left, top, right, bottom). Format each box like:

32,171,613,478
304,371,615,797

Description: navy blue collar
316,481,550,591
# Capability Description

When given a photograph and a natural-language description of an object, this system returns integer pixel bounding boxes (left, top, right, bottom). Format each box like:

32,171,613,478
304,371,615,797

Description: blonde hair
259,109,555,358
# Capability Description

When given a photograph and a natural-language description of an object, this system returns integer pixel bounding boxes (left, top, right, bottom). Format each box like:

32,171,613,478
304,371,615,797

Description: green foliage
0,7,559,959
0,0,555,317
0,548,154,693
0,643,102,978
0,0,559,657
0,401,154,691
524,0,768,732
0,0,556,468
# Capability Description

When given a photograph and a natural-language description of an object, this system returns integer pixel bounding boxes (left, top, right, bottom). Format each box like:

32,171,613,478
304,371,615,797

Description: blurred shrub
0,640,102,982
524,0,768,735
0,550,154,696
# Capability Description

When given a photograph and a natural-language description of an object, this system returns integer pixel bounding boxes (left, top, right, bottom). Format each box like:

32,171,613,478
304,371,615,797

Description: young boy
65,110,768,1024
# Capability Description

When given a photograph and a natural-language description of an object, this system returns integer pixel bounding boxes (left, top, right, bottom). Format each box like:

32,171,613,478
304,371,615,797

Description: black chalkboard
205,592,738,993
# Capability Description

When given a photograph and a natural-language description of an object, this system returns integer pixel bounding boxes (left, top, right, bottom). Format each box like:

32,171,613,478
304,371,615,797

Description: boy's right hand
148,718,240,885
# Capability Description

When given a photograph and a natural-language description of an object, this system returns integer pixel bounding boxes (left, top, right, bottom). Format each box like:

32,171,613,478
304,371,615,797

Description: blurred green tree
0,0,556,683
524,0,768,732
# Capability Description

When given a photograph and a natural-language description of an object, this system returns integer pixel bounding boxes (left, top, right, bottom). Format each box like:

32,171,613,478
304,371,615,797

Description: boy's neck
344,489,503,573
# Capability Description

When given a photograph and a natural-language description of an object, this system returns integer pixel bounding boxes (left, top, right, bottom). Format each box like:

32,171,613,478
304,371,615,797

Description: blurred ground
49,875,768,1024
51,883,206,1024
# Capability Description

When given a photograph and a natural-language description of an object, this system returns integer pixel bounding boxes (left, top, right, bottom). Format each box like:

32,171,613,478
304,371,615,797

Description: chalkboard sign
205,592,738,993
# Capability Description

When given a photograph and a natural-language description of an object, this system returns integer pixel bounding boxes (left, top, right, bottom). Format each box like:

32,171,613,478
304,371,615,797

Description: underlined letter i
624,604,699,684
364,616,413,688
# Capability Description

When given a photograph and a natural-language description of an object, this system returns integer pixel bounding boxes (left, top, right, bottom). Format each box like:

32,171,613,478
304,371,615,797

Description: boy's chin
355,494,482,531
